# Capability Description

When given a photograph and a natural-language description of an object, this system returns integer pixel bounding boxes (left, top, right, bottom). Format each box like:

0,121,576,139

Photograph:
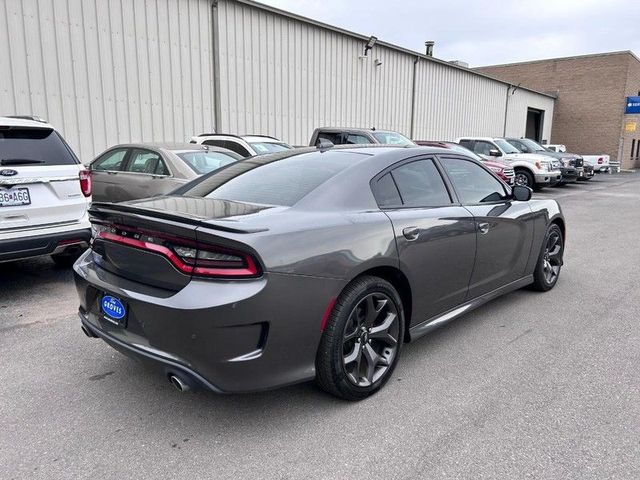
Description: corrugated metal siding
0,0,215,162
216,0,414,145
413,60,506,141
505,88,555,142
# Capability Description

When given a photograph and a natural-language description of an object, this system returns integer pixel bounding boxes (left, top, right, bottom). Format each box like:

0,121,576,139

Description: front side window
93,149,128,171
440,157,507,204
345,134,371,145
389,159,451,207
473,141,494,156
126,150,165,175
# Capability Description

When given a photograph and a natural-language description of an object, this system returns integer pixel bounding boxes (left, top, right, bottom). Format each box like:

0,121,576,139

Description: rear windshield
183,151,356,206
0,128,78,166
248,142,292,154
177,150,239,174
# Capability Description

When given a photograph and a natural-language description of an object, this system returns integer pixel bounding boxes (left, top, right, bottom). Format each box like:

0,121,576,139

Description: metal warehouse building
1,0,555,162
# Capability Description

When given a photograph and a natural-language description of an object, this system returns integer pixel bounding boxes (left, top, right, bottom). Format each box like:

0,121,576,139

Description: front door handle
402,226,420,241
478,222,490,234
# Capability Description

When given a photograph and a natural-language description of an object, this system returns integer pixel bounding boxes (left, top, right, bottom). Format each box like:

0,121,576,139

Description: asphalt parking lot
1,173,639,480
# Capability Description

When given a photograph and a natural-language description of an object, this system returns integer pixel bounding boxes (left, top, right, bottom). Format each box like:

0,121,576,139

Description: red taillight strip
96,231,259,277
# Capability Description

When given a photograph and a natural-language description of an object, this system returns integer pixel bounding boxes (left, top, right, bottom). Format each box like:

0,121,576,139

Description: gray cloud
259,0,640,66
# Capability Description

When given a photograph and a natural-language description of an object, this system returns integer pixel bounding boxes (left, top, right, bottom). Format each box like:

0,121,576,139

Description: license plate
101,294,127,326
0,187,31,207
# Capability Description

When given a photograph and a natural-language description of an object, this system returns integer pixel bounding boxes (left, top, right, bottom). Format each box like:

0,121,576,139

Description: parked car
309,127,415,147
0,116,91,265
414,140,515,185
74,144,565,400
582,154,610,173
190,133,293,157
456,137,561,189
89,143,241,202
504,137,581,184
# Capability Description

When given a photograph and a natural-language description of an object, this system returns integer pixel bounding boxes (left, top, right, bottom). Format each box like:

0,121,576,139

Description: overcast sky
259,0,640,66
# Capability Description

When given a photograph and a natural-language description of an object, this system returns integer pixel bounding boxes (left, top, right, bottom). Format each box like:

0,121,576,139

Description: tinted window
0,128,78,166
249,142,292,154
178,150,238,174
390,159,451,207
345,134,370,145
441,157,507,204
458,139,474,150
93,149,128,171
317,132,344,145
373,173,402,207
126,150,165,174
194,152,354,206
372,131,414,146
473,141,494,156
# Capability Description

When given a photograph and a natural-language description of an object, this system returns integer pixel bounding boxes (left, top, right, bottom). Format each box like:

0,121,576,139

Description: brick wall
476,52,640,168
622,59,640,168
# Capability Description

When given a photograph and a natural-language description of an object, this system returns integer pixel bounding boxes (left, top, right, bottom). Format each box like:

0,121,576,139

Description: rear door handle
402,226,420,241
478,222,490,234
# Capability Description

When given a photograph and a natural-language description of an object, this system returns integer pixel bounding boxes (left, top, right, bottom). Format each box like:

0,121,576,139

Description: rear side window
316,132,344,145
126,150,165,174
93,149,128,171
203,139,251,157
458,139,474,150
249,142,292,154
0,128,78,166
389,159,451,208
186,151,355,207
345,134,370,145
373,173,402,207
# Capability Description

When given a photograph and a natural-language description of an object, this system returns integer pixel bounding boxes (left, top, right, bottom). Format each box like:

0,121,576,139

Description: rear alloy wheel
316,276,404,400
531,224,563,291
514,169,535,189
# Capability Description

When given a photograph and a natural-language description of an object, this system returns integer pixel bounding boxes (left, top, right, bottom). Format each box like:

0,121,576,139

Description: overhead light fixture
363,35,377,56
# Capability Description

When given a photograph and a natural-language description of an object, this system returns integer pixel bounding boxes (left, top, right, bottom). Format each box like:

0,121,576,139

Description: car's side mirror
512,185,532,201
489,149,502,157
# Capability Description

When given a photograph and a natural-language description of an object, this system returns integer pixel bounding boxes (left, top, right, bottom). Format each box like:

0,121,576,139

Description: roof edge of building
231,0,556,99
475,50,640,70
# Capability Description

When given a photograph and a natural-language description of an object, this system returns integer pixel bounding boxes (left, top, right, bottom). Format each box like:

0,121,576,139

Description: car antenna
316,138,334,151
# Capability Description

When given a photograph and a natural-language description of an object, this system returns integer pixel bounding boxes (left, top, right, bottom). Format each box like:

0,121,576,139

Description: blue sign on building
625,96,640,114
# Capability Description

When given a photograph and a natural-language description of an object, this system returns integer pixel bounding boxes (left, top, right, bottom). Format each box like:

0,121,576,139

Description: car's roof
0,116,53,129
316,127,400,134
457,136,497,141
193,133,284,143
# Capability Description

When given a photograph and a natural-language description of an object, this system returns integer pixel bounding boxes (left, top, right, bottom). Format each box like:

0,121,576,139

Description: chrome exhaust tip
81,325,95,338
168,374,191,393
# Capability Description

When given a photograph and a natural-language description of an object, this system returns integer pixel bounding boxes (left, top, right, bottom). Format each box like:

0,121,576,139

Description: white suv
190,133,293,157
456,137,562,190
0,116,92,265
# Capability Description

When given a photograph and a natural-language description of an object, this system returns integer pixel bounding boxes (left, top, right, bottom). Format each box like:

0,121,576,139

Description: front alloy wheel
514,170,534,188
531,224,564,291
316,276,404,400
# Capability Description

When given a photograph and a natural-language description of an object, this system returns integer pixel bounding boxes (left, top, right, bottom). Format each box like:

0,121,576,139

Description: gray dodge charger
73,145,565,400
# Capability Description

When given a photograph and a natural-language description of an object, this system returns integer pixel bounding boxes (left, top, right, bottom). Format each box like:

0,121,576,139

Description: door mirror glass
489,149,502,157
512,185,532,201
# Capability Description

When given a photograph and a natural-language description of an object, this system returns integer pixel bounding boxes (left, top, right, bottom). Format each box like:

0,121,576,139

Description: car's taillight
94,224,260,278
598,157,604,164
79,170,92,197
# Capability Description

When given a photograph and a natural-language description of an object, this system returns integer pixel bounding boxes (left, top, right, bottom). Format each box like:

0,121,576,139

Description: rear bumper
73,250,345,393
0,226,91,262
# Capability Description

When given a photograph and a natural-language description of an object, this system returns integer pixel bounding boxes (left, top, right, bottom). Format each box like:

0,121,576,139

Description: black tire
515,169,535,190
51,252,80,267
530,224,564,292
316,276,404,401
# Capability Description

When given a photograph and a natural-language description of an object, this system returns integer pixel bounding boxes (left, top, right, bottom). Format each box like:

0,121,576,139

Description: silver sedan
88,143,242,202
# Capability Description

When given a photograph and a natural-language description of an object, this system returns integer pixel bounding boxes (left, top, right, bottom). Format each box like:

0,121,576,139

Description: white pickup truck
581,154,610,173
546,144,610,172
